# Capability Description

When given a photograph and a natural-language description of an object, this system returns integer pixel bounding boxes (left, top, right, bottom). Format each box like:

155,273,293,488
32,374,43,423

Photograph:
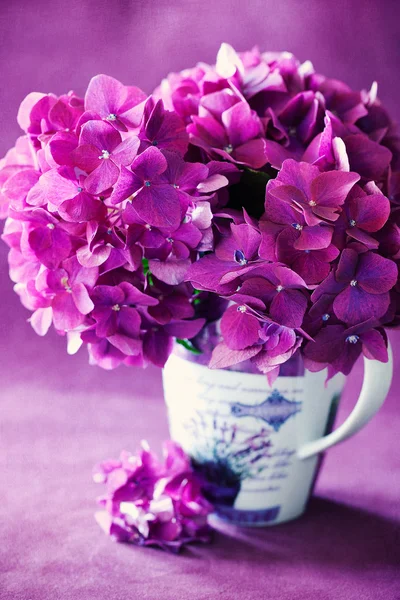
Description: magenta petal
361,329,388,362
59,192,107,223
71,143,102,173
77,244,112,267
209,342,262,369
270,289,307,328
197,173,228,193
220,305,260,350
264,186,299,224
131,146,168,181
278,159,320,194
346,227,379,249
164,318,205,339
108,334,142,356
94,310,118,338
269,184,307,208
92,285,125,306
71,283,94,315
28,167,77,207
333,286,390,325
6,170,41,209
119,282,158,306
222,102,262,146
110,166,140,205
263,139,294,170
303,325,345,363
28,226,72,270
133,185,181,229
357,253,398,293
232,223,261,258
112,136,140,166
143,329,173,367
48,131,79,167
294,225,333,250
118,307,141,337
292,252,332,285
258,221,283,261
30,307,53,336
310,170,359,207
80,120,122,151
52,292,85,330
348,193,390,232
17,92,47,131
149,258,191,285
85,159,120,195
336,248,358,282
185,255,237,293
85,74,126,115
345,134,392,180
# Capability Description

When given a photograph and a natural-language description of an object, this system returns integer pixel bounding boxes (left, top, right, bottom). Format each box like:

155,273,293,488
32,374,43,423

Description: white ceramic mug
162,344,393,526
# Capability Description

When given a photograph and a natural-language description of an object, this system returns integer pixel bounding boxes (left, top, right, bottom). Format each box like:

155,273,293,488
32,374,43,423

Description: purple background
1,1,400,598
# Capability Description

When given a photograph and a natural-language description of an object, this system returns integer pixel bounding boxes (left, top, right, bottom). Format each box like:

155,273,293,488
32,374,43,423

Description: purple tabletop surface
0,1,400,598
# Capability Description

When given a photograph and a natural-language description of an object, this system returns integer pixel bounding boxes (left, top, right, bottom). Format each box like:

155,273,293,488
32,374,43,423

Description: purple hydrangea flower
1,45,399,379
93,441,213,552
72,120,140,194
303,321,388,378
84,74,147,132
315,249,397,325
187,89,267,168
138,98,189,156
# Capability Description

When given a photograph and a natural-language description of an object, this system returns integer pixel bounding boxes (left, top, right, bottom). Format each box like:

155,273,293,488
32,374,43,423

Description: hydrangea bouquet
1,43,399,382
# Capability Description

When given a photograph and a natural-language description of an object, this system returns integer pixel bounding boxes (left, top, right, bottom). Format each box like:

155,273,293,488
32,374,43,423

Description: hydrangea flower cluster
1,43,399,380
93,440,213,552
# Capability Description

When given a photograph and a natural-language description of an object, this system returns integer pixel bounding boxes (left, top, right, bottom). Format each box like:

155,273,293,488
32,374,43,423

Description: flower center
350,279,358,287
46,223,55,230
107,114,117,121
322,313,330,321
349,219,356,227
144,180,151,187
77,186,83,192
276,285,284,292
151,140,158,146
99,150,110,160
291,223,303,231
309,200,317,207
166,237,174,244
224,144,234,154
234,249,248,265
304,249,310,254
61,276,72,293
112,304,121,311
145,224,152,230
346,335,360,344
237,305,247,313
173,183,179,189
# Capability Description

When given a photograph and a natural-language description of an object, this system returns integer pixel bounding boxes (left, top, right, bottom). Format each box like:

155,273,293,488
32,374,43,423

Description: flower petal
220,304,260,350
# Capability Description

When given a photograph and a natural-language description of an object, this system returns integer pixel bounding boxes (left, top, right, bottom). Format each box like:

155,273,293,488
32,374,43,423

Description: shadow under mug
162,344,393,526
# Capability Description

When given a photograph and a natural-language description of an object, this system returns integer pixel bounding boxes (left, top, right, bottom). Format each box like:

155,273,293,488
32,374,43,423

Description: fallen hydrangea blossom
93,441,214,552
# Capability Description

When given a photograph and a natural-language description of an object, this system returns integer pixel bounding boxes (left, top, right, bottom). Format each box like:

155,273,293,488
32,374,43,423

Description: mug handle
297,342,393,460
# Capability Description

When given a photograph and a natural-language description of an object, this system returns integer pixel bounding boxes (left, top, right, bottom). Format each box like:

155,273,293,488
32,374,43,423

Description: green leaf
176,338,202,355
142,258,154,286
